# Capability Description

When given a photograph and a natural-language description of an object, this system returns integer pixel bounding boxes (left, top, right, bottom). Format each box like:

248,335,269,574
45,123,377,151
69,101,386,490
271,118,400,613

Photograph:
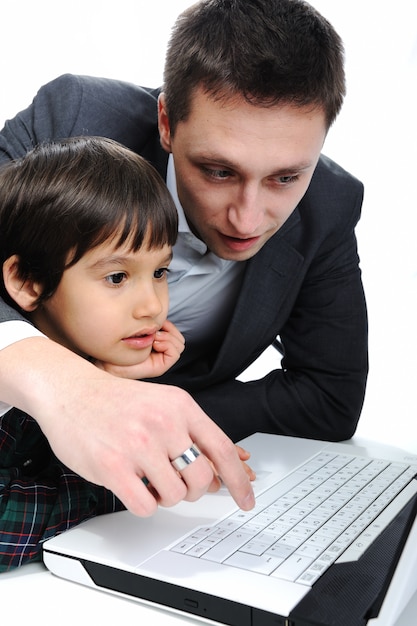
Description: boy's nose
132,286,163,319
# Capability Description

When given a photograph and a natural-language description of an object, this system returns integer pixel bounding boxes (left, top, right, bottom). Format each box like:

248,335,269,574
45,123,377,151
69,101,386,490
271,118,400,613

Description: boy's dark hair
0,136,178,307
163,0,345,132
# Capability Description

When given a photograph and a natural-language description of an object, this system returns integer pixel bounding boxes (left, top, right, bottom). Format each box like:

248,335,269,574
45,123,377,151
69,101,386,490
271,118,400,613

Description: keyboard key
202,530,253,563
225,551,284,575
270,554,314,581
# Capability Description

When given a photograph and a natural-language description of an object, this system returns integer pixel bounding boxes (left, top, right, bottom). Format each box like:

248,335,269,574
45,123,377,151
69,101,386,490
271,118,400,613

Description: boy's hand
95,320,185,379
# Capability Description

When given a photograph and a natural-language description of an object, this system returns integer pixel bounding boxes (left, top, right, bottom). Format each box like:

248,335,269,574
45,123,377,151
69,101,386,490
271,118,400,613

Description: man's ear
2,255,42,312
158,93,172,153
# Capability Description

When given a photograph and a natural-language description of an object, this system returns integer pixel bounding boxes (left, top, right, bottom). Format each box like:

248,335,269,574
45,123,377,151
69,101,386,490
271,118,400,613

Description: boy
0,136,183,570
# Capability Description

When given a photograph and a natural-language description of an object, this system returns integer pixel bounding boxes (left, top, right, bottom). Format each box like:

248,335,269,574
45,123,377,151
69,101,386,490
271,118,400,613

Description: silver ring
171,444,201,472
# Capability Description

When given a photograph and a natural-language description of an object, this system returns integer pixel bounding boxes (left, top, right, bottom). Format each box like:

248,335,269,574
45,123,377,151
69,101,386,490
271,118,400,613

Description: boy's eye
154,267,170,280
105,272,126,285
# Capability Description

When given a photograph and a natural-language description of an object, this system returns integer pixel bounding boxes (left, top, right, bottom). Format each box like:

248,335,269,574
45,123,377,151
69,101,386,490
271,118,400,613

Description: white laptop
43,433,417,625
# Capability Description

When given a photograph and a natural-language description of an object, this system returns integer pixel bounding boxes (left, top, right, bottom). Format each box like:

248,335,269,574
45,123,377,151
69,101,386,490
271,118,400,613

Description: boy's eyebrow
88,250,173,270
88,254,131,269
159,251,174,265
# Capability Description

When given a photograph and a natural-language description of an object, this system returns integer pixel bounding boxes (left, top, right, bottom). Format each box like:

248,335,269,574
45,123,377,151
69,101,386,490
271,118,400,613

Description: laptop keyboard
170,451,417,587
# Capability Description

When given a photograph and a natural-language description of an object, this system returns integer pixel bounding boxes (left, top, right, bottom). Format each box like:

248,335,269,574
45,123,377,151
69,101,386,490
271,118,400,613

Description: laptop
43,433,417,625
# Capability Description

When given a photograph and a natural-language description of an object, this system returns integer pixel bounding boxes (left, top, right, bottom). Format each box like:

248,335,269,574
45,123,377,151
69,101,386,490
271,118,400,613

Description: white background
1,1,417,450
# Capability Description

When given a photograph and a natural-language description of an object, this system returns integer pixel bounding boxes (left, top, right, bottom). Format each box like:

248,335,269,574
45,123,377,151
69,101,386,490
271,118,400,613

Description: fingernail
242,489,255,510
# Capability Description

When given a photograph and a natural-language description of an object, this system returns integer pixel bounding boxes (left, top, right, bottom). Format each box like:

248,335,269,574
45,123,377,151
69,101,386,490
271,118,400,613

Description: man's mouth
219,233,261,251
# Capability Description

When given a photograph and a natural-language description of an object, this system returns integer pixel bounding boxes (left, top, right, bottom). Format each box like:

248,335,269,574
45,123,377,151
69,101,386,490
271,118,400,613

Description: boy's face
31,233,172,366
158,87,327,261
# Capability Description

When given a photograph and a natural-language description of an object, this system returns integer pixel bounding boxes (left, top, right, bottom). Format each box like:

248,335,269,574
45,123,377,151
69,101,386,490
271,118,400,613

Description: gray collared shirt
166,156,246,344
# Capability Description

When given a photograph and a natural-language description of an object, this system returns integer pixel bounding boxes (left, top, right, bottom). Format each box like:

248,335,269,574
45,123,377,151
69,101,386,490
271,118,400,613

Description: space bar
202,531,253,563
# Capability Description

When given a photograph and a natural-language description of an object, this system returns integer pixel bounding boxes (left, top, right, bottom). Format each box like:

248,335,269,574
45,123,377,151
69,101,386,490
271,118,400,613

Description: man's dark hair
163,0,345,132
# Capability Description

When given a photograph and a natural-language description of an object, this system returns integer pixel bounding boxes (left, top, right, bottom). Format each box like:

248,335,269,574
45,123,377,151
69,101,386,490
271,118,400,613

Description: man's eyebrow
197,153,314,173
271,163,313,175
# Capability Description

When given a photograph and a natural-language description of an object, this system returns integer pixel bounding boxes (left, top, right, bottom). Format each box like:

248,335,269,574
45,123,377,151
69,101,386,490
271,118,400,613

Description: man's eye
202,166,232,179
277,174,299,185
154,267,170,280
105,272,126,285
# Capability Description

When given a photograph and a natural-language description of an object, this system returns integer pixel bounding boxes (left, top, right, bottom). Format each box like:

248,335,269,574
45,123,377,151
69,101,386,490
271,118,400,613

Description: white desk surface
1,561,199,625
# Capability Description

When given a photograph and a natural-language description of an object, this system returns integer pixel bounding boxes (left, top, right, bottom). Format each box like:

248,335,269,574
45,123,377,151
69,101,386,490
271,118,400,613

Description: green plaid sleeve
0,409,125,572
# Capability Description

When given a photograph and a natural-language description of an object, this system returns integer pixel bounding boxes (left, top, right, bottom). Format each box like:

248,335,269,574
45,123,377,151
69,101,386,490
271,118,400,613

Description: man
0,0,367,517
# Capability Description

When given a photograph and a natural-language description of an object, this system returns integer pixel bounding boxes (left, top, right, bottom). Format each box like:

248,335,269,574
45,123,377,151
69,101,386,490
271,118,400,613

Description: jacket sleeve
0,73,83,163
0,73,160,166
191,173,368,444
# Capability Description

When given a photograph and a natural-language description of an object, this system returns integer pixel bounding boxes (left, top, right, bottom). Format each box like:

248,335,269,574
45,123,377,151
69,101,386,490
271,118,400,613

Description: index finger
191,421,255,511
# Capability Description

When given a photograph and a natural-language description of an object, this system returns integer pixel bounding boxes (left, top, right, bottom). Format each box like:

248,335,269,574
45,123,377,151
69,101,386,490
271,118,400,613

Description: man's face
158,88,327,261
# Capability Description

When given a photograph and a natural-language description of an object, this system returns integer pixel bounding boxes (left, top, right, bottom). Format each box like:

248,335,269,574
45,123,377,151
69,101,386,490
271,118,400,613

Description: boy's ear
2,255,42,312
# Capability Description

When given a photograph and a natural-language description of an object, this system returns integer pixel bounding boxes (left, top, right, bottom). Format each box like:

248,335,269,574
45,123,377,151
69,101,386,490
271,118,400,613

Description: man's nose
227,184,264,236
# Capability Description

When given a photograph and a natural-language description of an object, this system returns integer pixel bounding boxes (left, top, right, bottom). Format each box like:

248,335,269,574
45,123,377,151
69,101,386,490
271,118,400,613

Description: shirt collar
166,154,208,255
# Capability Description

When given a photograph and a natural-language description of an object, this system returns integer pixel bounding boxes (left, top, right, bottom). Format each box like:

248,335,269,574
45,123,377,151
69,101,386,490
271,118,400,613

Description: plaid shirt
0,408,124,572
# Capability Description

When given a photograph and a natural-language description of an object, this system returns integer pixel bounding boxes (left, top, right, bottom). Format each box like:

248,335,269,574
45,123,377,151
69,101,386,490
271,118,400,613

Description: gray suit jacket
0,74,368,442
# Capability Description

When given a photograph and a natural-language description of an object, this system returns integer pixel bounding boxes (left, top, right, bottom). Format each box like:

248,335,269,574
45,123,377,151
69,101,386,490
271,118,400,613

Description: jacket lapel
211,209,304,376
